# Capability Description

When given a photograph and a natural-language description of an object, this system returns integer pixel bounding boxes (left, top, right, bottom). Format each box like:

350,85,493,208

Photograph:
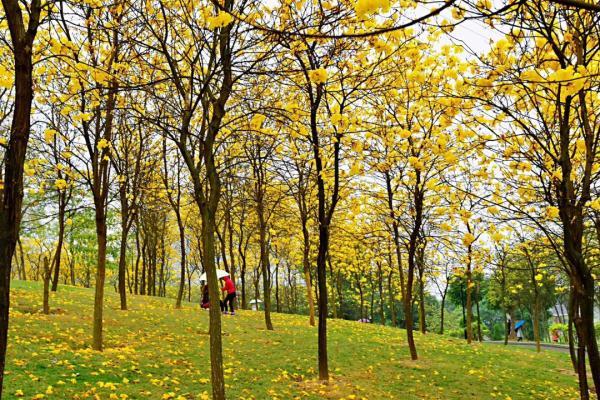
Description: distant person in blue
516,326,524,342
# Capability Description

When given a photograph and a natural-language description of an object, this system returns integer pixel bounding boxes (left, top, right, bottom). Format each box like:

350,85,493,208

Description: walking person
220,275,237,315
201,283,210,310
516,326,524,342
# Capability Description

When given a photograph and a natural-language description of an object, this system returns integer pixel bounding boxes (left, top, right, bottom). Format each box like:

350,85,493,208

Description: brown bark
42,256,50,315
465,243,474,344
377,262,385,325
175,220,186,308
257,201,273,330
51,191,67,291
302,219,316,326
0,0,41,394
92,207,108,350
117,185,130,310
385,171,406,298
404,171,424,360
92,61,118,351
417,246,426,334
388,270,397,327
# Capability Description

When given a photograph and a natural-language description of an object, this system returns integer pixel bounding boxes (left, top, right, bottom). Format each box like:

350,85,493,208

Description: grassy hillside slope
3,281,580,399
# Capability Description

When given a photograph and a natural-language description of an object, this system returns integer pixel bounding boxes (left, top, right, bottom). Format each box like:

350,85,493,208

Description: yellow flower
308,68,328,84
535,273,543,282
462,233,476,246
44,129,57,144
97,138,110,151
55,179,68,191
207,11,233,29
249,114,266,130
355,0,391,18
545,206,560,219
588,199,600,211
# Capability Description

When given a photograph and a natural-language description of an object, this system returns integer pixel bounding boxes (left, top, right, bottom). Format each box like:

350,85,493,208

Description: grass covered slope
4,281,580,399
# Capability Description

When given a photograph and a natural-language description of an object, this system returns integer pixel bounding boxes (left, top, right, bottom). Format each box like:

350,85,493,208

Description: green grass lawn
3,280,582,399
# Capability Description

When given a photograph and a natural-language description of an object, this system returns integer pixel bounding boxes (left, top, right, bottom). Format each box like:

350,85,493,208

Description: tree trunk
175,217,186,309
69,252,75,286
404,174,423,360
419,281,426,334
141,237,147,295
42,257,50,315
316,223,329,379
302,219,316,327
275,262,281,313
580,281,600,399
92,208,108,351
378,262,385,325
573,294,589,400
258,204,273,330
117,188,129,310
200,205,225,400
241,257,247,309
388,271,397,327
134,227,140,295
0,2,40,391
358,279,364,319
51,192,66,291
504,312,510,345
533,292,541,352
568,288,578,373
476,291,482,342
465,245,474,344
509,310,516,340
17,237,26,281
440,294,446,335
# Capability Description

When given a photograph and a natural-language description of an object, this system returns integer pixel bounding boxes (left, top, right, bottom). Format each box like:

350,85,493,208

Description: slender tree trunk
388,271,397,327
440,294,446,335
419,281,426,334
42,257,50,315
377,262,384,325
476,292,482,342
358,279,364,319
504,311,510,345
302,219,316,327
509,310,516,340
141,237,147,295
117,189,129,310
175,217,186,309
533,292,541,352
92,207,108,351
404,175,423,360
69,252,75,286
241,257,247,309
258,205,273,330
17,237,26,281
51,193,66,291
316,223,329,379
465,245,474,344
275,262,281,313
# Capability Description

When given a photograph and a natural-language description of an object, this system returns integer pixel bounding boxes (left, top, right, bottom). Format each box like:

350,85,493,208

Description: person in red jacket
220,276,236,315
